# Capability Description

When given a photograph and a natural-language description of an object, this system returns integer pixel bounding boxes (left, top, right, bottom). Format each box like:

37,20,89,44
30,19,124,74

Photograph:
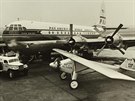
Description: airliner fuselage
2,20,100,42
0,20,102,61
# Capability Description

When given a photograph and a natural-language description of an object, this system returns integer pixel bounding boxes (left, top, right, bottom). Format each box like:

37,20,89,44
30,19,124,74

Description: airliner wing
73,35,135,49
19,40,67,45
74,35,135,44
122,37,135,42
53,48,135,81
73,35,105,43
0,43,6,47
6,40,68,49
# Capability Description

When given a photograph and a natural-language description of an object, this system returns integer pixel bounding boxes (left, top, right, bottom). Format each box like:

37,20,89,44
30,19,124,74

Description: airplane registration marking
127,59,134,69
62,63,74,69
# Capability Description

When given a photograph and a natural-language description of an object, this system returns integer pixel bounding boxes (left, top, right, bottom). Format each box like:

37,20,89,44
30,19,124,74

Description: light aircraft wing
53,48,135,81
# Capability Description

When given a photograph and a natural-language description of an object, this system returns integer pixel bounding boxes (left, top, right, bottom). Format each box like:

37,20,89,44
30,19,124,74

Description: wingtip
120,77,135,81
128,78,135,81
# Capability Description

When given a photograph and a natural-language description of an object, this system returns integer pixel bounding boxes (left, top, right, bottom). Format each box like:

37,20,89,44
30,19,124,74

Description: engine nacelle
49,58,74,74
105,33,123,46
72,36,87,43
68,35,87,47
113,34,123,46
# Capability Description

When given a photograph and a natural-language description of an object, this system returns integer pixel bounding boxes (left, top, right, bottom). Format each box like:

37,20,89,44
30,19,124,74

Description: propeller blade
70,24,73,37
111,24,123,37
97,44,107,56
68,24,75,47
112,44,125,55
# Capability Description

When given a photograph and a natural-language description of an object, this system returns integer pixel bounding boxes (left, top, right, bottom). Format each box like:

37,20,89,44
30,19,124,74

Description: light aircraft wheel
69,80,79,90
60,72,67,80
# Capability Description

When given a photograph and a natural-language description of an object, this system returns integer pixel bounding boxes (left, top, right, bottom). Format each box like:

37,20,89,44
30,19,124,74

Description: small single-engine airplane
50,49,135,89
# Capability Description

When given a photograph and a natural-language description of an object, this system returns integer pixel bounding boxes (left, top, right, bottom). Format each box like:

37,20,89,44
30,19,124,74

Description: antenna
17,18,20,21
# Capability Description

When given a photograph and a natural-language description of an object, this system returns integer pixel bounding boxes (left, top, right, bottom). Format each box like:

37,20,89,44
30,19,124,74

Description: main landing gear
70,80,79,90
69,71,78,89
60,70,79,89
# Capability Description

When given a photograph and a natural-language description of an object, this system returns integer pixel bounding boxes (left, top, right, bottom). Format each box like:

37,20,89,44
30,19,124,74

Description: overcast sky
0,0,135,28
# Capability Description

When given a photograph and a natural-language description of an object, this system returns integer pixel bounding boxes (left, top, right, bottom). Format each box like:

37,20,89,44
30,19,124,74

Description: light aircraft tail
120,58,135,72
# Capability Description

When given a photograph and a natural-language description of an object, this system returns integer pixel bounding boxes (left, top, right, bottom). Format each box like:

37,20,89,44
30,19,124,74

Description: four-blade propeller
97,24,125,55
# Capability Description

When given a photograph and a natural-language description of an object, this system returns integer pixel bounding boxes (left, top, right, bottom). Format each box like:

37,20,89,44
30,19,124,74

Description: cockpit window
9,27,13,30
14,27,18,30
19,27,22,31
3,24,27,34
6,24,27,31
22,27,26,30
5,27,9,31
14,24,17,27
4,60,8,63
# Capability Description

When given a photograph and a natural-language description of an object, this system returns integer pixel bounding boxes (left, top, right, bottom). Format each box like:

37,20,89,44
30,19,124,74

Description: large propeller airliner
0,2,135,88
0,3,106,61
0,2,135,63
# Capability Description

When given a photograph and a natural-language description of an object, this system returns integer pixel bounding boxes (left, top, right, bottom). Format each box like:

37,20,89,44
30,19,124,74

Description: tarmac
0,59,135,101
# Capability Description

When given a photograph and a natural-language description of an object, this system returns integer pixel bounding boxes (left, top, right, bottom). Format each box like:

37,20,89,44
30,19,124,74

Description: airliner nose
0,35,3,42
0,29,4,42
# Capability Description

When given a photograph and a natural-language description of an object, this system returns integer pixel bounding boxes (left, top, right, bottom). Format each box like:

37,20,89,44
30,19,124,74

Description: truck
0,55,28,78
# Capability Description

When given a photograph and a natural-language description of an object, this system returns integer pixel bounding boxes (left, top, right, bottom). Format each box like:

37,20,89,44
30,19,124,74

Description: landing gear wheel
60,72,67,80
8,70,15,79
69,80,79,90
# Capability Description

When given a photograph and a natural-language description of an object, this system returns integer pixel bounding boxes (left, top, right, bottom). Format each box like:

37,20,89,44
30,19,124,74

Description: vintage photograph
0,0,135,101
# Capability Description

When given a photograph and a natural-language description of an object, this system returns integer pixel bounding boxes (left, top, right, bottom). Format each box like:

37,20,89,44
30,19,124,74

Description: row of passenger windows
47,31,95,35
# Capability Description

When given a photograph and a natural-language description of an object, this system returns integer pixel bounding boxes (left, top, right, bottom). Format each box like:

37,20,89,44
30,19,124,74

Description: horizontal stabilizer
53,49,135,81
